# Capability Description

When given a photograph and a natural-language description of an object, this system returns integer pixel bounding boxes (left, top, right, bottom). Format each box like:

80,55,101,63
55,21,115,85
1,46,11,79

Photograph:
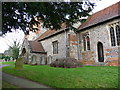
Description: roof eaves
76,15,120,32
30,51,47,54
38,28,69,41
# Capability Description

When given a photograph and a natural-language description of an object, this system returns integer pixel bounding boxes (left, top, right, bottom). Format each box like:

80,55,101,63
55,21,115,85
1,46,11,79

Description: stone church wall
78,18,120,66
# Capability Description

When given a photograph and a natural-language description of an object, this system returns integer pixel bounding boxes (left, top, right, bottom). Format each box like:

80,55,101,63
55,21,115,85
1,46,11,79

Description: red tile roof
35,29,56,41
78,2,120,31
29,41,46,54
36,28,69,41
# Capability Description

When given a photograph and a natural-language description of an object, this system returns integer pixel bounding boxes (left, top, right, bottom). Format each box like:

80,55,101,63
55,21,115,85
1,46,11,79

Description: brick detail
80,60,95,65
68,34,77,42
105,53,118,56
72,43,78,45
107,57,120,61
106,60,120,66
105,47,120,66
81,51,94,61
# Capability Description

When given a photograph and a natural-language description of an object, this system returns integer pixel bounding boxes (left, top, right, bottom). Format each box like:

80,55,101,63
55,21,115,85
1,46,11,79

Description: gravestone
15,58,23,70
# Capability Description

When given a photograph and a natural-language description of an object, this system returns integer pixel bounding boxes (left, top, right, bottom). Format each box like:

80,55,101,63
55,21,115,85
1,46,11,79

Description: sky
0,0,120,53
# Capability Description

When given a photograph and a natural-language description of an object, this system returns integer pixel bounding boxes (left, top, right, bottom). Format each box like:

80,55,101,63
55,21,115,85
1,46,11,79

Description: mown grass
2,62,119,88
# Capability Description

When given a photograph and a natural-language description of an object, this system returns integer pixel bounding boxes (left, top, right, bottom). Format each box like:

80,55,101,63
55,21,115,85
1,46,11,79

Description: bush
50,58,83,68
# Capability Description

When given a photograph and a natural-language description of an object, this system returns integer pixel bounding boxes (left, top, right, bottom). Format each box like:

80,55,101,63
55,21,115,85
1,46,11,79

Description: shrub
50,58,83,68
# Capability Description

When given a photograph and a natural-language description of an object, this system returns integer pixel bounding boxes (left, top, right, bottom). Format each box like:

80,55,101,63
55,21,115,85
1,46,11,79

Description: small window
52,41,58,54
116,25,120,46
83,36,86,51
110,27,116,46
86,36,90,50
82,33,90,51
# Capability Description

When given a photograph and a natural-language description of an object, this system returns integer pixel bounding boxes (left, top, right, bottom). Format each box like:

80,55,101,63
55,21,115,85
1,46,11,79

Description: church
21,2,120,66
76,2,120,66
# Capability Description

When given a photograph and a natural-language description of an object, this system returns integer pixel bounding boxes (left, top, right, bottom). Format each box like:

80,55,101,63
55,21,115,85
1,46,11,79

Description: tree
2,30,24,59
12,44,19,60
2,1,97,34
5,41,20,60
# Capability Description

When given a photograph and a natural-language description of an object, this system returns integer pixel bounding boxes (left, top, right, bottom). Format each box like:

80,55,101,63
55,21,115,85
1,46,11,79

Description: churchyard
2,61,119,88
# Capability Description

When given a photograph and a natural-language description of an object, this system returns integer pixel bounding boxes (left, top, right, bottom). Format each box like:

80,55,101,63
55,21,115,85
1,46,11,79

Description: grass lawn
2,62,119,88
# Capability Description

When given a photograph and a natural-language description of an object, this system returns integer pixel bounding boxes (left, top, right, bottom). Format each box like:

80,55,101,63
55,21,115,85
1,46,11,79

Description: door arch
97,42,104,62
21,48,26,56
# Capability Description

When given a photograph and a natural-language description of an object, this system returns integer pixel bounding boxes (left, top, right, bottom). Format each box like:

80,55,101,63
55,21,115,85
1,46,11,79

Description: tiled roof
35,29,56,41
78,2,120,31
29,41,47,54
36,28,69,41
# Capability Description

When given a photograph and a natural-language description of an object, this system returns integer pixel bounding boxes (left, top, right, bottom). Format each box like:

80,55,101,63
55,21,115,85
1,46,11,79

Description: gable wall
40,29,78,63
40,30,67,62
21,38,47,65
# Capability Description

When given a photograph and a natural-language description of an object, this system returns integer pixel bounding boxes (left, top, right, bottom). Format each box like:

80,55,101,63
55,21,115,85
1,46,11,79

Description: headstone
15,58,23,70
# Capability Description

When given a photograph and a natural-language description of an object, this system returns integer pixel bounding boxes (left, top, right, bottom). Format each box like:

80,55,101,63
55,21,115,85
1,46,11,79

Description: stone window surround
52,40,59,54
108,21,120,47
81,31,90,52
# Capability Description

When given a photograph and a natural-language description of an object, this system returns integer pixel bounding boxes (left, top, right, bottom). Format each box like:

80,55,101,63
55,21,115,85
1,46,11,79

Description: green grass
2,62,119,88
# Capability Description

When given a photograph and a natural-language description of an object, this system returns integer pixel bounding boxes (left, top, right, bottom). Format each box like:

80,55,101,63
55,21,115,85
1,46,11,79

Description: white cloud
93,0,120,13
0,30,24,53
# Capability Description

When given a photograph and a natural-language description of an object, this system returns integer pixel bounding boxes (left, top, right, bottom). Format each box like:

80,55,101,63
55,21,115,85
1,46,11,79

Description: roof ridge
35,28,68,41
78,1,120,30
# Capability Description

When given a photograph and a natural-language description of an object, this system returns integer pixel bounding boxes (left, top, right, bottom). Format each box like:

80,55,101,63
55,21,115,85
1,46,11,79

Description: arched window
82,33,90,51
83,36,86,51
86,36,90,50
116,25,120,46
110,27,116,46
52,41,58,54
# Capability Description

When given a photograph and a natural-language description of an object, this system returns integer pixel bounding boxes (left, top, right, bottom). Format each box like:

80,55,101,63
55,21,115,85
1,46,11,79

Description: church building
76,2,120,66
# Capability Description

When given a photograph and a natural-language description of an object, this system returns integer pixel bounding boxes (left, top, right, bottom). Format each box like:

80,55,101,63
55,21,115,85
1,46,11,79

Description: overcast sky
0,0,120,53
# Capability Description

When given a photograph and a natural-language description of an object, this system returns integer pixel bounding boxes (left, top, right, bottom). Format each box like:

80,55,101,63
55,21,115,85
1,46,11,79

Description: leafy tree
3,35,22,60
9,41,20,60
12,45,19,59
2,1,97,34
